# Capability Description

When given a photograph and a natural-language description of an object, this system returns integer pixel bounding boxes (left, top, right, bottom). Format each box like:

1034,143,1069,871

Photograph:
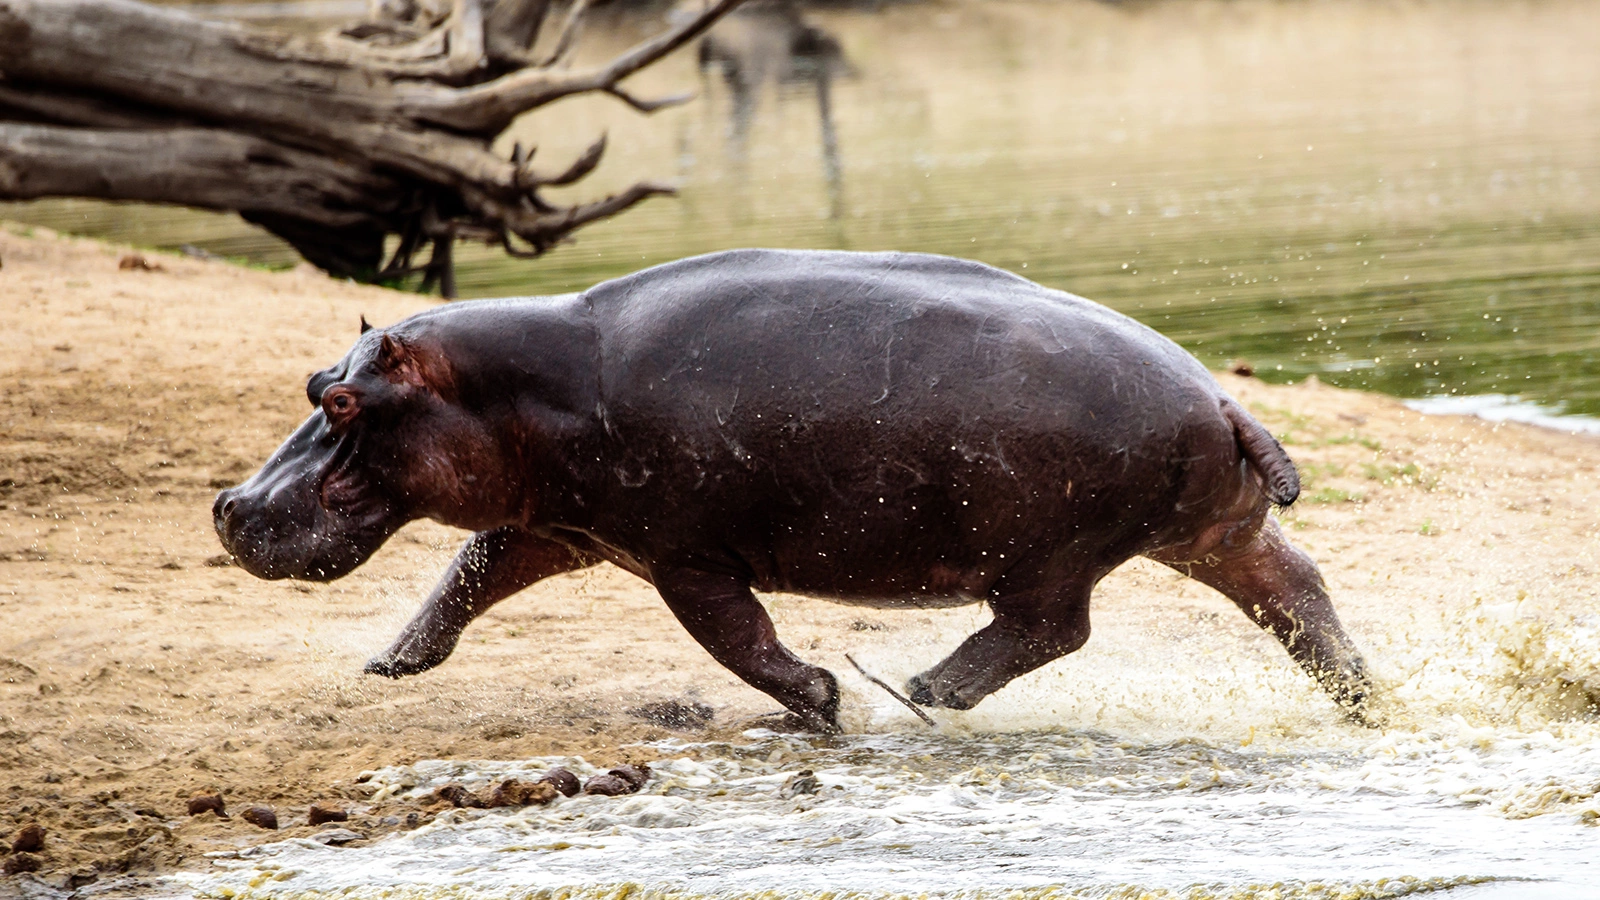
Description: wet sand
1,224,1596,893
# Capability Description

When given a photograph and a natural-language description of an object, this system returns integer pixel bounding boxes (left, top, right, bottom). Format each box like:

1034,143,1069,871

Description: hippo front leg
653,567,840,733
365,527,599,678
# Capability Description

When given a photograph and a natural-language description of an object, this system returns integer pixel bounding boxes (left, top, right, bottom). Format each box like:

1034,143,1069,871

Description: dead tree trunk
0,0,744,294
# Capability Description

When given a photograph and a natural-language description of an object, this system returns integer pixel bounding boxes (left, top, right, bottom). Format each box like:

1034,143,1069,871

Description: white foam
1405,394,1600,436
181,720,1600,900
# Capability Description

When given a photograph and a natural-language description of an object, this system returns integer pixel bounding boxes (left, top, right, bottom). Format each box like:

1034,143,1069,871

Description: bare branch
215,0,493,83
402,0,746,133
516,134,605,188
492,180,673,255
441,0,487,79
519,181,674,238
604,85,695,114
0,124,400,228
533,0,592,67
484,0,549,59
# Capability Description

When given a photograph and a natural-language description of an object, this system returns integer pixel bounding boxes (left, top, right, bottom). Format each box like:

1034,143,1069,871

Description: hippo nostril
214,493,238,523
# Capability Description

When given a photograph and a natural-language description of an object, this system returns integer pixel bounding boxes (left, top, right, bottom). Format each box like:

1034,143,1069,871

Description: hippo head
214,325,520,581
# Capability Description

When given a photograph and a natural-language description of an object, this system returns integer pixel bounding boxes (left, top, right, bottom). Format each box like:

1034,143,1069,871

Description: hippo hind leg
908,576,1094,710
1154,517,1373,721
365,527,598,678
653,567,841,733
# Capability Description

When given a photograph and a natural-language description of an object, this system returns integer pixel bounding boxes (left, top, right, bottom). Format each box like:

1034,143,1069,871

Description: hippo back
585,249,1220,455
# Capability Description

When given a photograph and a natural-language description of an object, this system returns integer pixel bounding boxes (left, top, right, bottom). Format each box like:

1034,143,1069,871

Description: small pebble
610,764,652,791
187,794,227,818
488,778,559,808
583,774,631,796
240,806,278,830
11,823,45,854
433,784,484,809
4,854,41,875
308,803,349,826
117,253,165,272
538,767,581,797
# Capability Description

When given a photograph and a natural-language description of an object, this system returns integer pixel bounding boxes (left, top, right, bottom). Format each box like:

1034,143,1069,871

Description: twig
533,0,594,67
516,134,607,189
605,85,695,114
845,654,937,727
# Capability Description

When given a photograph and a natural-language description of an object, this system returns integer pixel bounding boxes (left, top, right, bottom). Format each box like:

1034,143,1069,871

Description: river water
3,0,1599,421
185,726,1600,900
170,589,1600,900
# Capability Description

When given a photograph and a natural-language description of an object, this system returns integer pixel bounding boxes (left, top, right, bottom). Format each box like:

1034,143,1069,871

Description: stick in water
845,653,938,727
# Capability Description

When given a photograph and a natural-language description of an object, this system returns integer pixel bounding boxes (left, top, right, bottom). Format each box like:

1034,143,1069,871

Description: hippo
213,249,1371,731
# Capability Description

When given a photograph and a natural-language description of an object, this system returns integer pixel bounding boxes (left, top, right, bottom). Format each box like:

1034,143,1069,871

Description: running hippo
213,249,1371,730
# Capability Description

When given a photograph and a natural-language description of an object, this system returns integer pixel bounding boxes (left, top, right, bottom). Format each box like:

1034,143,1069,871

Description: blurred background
4,0,1598,417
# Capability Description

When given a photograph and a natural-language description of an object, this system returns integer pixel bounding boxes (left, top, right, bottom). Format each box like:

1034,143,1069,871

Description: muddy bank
1,225,1596,893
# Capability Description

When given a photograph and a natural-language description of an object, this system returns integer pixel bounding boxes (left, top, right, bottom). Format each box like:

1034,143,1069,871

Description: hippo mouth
214,415,403,581
317,432,386,521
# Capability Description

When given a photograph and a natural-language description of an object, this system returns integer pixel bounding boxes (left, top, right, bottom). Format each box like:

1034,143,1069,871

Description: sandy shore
1,224,1596,893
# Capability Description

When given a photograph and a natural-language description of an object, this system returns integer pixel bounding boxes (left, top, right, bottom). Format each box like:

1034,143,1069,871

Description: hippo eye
322,386,362,427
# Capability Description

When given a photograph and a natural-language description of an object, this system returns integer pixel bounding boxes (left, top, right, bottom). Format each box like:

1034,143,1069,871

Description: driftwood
0,0,746,294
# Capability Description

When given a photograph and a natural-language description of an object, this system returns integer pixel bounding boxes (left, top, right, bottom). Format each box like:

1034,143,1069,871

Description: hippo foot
906,673,977,710
1344,705,1380,729
363,633,458,679
364,655,428,679
1334,686,1380,729
1313,664,1377,727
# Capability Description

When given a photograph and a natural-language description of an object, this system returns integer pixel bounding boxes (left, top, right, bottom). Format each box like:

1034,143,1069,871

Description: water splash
182,715,1599,899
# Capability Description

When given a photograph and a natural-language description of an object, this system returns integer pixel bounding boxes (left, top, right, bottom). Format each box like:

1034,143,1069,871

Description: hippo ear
377,334,456,398
360,315,373,334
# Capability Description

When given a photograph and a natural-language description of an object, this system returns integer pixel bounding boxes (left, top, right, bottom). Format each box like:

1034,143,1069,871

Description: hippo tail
1222,400,1300,507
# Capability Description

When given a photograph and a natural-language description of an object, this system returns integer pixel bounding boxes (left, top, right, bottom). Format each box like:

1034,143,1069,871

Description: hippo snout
209,440,404,582
211,481,307,579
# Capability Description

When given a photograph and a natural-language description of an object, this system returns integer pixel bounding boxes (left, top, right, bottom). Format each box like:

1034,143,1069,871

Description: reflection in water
3,1,1599,418
694,0,849,218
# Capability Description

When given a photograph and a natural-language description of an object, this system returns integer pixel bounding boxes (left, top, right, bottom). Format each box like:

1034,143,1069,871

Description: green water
5,0,1599,415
